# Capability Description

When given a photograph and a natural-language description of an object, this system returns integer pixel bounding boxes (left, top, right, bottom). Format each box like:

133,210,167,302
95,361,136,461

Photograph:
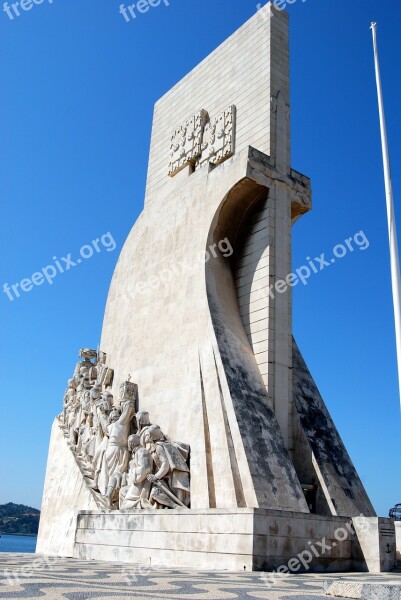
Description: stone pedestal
396,522,401,569
352,517,396,573
74,509,353,572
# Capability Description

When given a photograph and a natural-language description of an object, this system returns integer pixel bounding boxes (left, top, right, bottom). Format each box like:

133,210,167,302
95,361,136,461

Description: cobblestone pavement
0,554,400,600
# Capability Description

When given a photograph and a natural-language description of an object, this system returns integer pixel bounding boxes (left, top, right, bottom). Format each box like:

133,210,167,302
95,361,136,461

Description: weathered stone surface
325,581,401,600
74,508,354,572
352,518,396,573
292,341,376,518
36,419,98,557
396,522,401,568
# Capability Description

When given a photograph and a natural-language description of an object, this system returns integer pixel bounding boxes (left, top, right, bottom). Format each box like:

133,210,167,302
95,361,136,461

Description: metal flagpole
370,22,401,409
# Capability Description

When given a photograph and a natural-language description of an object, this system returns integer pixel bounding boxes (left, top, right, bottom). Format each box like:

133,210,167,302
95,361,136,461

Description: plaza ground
0,553,400,599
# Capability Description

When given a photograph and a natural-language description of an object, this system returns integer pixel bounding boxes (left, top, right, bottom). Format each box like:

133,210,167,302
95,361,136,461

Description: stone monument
37,4,397,571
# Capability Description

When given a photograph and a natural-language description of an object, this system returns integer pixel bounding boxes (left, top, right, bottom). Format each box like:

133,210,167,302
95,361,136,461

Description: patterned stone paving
0,554,400,600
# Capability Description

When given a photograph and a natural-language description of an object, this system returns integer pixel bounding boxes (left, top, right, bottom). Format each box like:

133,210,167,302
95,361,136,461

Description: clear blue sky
0,0,400,516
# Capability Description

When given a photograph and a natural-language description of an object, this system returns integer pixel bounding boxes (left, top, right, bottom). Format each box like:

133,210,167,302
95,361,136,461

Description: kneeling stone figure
120,434,153,509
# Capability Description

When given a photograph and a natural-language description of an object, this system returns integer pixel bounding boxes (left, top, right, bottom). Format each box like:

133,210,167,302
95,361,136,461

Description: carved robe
150,441,190,508
97,403,135,496
120,447,153,509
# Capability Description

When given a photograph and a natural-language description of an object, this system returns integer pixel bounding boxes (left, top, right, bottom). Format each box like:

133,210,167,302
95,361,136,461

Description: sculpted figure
119,435,153,509
91,351,114,389
62,379,77,424
89,383,102,426
144,425,190,509
100,390,113,413
73,348,97,385
90,404,112,491
84,426,98,463
136,411,152,446
97,400,135,499
76,370,91,403
74,424,87,460
75,366,89,388
66,395,80,446
76,426,99,479
136,411,150,433
76,384,105,476
90,383,102,403
74,372,93,436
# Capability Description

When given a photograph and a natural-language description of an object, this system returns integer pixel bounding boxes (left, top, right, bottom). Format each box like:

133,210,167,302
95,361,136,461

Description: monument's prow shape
38,4,397,572
100,4,370,516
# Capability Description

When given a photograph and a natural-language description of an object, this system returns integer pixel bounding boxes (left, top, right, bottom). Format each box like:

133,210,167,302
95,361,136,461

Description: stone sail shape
292,339,376,517
98,5,375,516
204,174,308,511
99,7,311,512
226,184,375,518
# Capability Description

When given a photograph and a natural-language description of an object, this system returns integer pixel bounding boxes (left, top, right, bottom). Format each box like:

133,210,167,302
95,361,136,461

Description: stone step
325,581,401,600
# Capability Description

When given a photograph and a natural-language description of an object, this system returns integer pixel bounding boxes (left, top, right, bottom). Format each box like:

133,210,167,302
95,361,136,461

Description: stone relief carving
59,350,191,511
198,105,236,167
168,109,208,177
168,105,236,176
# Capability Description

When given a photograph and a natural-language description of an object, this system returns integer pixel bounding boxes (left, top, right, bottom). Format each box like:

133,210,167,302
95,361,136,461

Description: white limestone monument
37,4,398,572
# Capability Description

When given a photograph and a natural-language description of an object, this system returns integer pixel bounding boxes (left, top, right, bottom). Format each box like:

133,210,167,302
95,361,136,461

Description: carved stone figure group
59,349,190,510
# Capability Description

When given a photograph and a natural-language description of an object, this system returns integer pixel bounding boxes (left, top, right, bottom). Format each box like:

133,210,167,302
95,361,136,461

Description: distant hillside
0,503,40,535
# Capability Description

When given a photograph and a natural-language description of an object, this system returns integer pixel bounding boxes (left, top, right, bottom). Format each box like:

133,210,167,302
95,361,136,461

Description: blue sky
0,0,400,517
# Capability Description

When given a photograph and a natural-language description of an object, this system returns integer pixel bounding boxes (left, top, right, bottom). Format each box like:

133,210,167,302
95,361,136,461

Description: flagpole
370,22,401,409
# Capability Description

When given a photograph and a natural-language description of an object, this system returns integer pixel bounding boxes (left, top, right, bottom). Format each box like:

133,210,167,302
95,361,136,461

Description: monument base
396,523,401,569
74,509,354,572
352,517,397,573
